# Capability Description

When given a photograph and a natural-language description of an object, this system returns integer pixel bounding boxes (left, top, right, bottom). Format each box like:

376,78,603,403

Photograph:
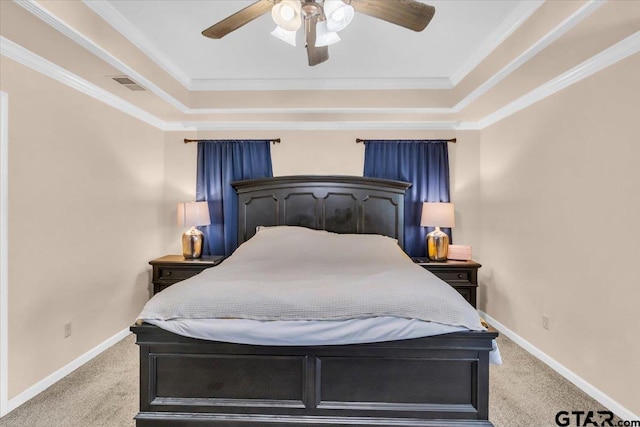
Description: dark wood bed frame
131,175,498,426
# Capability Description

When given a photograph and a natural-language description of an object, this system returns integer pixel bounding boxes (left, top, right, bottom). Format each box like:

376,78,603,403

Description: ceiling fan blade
305,17,329,66
202,0,273,39
349,0,435,32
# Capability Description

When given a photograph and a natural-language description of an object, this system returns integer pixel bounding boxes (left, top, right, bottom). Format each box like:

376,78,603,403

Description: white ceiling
85,0,543,91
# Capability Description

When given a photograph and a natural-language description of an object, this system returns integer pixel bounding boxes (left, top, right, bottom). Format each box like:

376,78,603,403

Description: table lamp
177,201,211,259
420,202,455,261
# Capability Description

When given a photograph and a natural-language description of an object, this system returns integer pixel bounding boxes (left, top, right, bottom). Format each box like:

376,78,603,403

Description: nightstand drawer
411,258,481,308
149,255,225,294
155,266,205,283
430,270,472,283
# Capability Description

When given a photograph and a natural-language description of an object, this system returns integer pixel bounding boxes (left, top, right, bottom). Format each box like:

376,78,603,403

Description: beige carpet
0,333,620,427
0,335,138,427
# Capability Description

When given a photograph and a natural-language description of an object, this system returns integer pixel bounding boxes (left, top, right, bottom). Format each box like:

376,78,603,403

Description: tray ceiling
85,0,542,90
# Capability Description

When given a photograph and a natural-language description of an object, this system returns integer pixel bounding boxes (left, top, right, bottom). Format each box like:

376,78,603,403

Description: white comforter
139,226,485,332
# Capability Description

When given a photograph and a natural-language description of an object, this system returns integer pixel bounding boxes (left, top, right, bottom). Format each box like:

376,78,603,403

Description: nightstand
149,255,224,294
412,258,481,308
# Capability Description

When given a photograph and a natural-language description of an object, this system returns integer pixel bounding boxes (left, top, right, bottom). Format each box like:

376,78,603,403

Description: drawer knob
165,271,172,276
458,274,465,279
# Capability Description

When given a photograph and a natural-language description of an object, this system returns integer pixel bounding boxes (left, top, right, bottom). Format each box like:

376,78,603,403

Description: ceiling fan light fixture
202,0,436,66
323,0,354,32
271,26,298,47
272,0,302,31
315,20,340,47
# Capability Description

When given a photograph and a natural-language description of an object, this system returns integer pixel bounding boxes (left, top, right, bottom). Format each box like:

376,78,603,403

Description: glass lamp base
426,227,449,261
182,227,204,259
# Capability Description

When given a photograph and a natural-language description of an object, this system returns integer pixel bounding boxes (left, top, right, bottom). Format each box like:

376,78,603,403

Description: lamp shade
271,26,297,46
271,0,302,31
324,0,355,32
177,201,211,227
315,21,340,47
420,203,455,228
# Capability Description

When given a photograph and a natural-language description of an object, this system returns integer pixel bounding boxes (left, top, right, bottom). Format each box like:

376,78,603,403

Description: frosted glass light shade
315,21,340,47
177,201,211,227
271,26,297,46
324,0,354,32
272,0,302,31
420,203,455,228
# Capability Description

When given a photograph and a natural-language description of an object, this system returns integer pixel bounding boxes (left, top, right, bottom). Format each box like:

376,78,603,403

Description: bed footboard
131,324,497,426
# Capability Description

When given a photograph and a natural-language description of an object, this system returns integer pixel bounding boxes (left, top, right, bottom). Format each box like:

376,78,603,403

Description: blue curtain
363,140,451,257
196,140,273,256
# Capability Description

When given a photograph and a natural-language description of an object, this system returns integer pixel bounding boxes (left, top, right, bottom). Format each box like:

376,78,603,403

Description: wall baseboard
4,327,131,416
478,310,639,422
3,314,637,420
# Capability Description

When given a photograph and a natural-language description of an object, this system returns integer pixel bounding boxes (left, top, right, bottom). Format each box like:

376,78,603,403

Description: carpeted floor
0,333,620,427
0,335,139,427
488,337,622,426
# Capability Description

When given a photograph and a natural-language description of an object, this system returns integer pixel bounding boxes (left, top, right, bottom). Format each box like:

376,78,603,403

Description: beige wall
0,58,165,398
478,53,640,415
160,130,481,255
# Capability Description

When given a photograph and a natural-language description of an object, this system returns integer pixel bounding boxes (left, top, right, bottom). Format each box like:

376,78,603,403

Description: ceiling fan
202,0,436,66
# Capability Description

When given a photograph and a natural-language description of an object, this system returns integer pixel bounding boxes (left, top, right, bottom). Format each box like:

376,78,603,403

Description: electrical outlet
64,322,72,338
542,315,550,330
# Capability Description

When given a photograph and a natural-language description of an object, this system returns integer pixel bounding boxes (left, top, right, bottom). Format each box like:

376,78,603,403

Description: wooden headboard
231,175,411,249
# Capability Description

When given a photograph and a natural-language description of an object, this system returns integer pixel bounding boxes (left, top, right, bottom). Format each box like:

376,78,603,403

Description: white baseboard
479,310,639,421
3,314,638,420
4,327,131,415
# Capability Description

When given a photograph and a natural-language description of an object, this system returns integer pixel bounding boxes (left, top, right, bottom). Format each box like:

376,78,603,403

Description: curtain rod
184,138,281,145
355,138,456,144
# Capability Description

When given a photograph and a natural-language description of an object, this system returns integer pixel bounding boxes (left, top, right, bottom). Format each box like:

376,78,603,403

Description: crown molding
164,121,467,132
477,31,640,129
449,0,544,86
0,36,166,130
0,37,469,131
188,77,453,92
17,0,606,116
13,0,190,113
3,29,636,132
81,0,193,90
183,107,452,115
452,0,606,113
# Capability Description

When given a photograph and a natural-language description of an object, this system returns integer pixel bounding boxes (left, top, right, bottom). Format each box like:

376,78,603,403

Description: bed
131,175,498,426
